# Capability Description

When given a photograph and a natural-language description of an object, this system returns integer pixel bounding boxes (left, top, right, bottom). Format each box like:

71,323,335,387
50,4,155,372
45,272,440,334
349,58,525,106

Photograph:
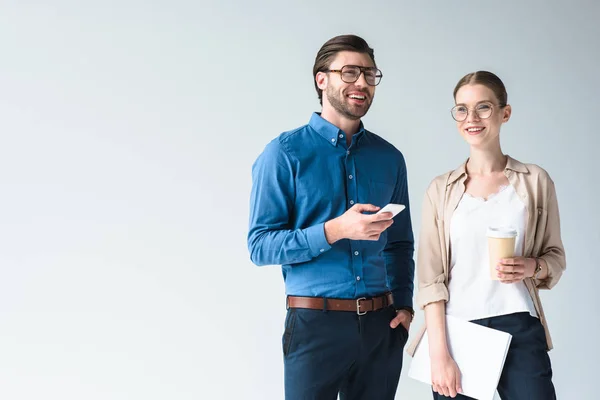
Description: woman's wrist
430,347,452,361
525,257,537,278
526,257,547,279
429,339,451,359
533,257,548,280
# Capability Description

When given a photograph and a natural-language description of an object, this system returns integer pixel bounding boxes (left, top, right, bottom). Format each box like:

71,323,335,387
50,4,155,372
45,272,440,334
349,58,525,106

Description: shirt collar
308,112,365,146
447,155,529,186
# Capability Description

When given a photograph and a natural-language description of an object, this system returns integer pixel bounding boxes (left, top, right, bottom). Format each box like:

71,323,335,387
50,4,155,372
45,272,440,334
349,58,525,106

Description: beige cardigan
407,156,566,356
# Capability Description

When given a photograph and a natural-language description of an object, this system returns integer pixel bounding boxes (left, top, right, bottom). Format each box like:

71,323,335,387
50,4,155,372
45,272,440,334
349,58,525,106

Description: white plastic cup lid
486,227,517,238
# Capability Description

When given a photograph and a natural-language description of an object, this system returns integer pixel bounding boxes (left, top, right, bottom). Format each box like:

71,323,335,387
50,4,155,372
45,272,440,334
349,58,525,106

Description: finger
432,383,440,394
498,262,525,272
374,220,395,230
441,385,450,397
497,274,512,281
500,279,520,284
369,219,394,228
498,272,523,281
506,266,525,275
497,272,514,279
389,314,404,328
456,371,463,394
372,211,394,221
501,257,526,267
365,217,394,232
353,203,380,213
365,222,393,236
496,264,515,273
448,384,457,397
500,257,516,265
448,372,459,397
497,265,525,274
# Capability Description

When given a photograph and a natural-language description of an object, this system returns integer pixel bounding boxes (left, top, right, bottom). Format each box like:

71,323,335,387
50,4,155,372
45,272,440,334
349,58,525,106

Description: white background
0,1,598,398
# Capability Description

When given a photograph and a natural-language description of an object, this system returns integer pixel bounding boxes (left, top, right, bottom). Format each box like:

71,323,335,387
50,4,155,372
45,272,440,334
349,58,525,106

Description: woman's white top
445,184,538,321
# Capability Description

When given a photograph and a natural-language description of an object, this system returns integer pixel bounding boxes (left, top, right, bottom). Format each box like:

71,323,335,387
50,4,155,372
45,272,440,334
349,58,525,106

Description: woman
410,71,566,399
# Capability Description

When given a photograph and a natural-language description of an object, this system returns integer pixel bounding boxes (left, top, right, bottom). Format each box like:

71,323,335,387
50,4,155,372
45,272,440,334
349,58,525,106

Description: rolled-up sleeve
416,184,449,309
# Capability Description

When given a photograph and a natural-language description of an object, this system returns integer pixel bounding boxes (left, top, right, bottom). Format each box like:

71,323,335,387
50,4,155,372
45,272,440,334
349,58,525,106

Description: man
248,34,415,400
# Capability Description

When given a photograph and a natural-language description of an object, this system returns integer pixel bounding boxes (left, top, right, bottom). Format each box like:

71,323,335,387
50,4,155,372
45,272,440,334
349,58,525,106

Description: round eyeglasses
451,102,503,122
327,65,383,86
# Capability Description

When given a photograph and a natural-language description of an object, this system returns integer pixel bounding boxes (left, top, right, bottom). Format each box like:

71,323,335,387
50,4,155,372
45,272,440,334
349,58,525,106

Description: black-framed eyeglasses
327,65,383,86
451,101,504,122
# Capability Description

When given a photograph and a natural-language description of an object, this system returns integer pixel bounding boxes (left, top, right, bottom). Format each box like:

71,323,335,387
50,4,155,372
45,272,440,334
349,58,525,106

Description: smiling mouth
466,127,484,134
348,94,366,100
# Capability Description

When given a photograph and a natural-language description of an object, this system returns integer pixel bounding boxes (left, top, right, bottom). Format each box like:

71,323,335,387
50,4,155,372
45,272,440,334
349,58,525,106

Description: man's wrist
324,218,342,244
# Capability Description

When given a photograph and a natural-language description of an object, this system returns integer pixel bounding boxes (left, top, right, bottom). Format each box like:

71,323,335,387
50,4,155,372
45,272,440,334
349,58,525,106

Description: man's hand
324,203,394,244
389,309,412,332
496,256,536,284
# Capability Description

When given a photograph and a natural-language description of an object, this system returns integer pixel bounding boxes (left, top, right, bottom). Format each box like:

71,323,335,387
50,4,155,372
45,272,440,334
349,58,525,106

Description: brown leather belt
286,292,394,315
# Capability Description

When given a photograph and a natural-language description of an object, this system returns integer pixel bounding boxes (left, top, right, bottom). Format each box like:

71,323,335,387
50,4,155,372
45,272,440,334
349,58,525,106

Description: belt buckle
356,297,367,315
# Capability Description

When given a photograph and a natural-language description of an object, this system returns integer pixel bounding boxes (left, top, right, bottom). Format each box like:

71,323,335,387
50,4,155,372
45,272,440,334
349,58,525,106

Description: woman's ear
502,104,512,122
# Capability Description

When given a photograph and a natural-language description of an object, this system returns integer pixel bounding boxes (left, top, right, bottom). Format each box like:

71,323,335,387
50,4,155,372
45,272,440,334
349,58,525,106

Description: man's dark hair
313,35,375,105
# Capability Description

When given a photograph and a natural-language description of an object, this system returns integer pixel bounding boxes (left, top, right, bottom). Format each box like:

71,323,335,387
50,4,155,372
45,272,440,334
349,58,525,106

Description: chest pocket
368,180,395,208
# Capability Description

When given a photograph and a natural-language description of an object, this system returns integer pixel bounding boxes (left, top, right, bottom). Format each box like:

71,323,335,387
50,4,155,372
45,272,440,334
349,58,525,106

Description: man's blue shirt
248,113,414,307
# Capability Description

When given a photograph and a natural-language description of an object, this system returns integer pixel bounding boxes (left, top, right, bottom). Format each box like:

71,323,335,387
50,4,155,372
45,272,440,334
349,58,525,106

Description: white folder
408,315,512,400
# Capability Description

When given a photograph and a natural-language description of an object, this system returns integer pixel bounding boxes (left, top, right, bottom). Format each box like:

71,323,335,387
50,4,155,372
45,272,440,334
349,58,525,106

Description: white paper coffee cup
487,227,517,280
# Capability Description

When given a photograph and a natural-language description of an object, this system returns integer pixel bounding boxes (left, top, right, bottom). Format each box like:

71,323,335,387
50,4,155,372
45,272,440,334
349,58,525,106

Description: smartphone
376,203,406,219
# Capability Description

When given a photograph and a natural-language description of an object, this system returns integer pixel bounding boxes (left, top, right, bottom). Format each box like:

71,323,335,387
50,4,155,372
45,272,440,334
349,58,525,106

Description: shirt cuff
535,256,563,290
392,290,413,309
305,222,331,257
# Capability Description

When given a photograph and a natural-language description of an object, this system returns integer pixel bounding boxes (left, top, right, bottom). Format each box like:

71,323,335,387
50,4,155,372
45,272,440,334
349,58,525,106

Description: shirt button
331,138,335,143
348,175,353,179
354,251,359,256
350,200,355,205
346,150,350,155
320,249,325,253
356,276,361,281
339,134,344,138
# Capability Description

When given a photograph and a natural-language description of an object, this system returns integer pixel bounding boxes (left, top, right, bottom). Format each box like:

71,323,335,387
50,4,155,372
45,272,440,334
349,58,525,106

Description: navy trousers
433,312,556,400
283,305,408,400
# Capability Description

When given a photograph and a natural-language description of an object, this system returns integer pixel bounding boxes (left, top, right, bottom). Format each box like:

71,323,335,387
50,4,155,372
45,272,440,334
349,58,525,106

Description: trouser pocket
282,308,297,357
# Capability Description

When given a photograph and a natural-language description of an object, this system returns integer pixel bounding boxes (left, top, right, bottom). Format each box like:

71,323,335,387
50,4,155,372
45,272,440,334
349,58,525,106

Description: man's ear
316,71,327,91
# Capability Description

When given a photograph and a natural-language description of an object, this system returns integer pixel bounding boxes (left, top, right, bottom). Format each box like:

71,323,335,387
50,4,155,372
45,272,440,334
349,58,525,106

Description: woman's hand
496,256,536,283
431,353,463,397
